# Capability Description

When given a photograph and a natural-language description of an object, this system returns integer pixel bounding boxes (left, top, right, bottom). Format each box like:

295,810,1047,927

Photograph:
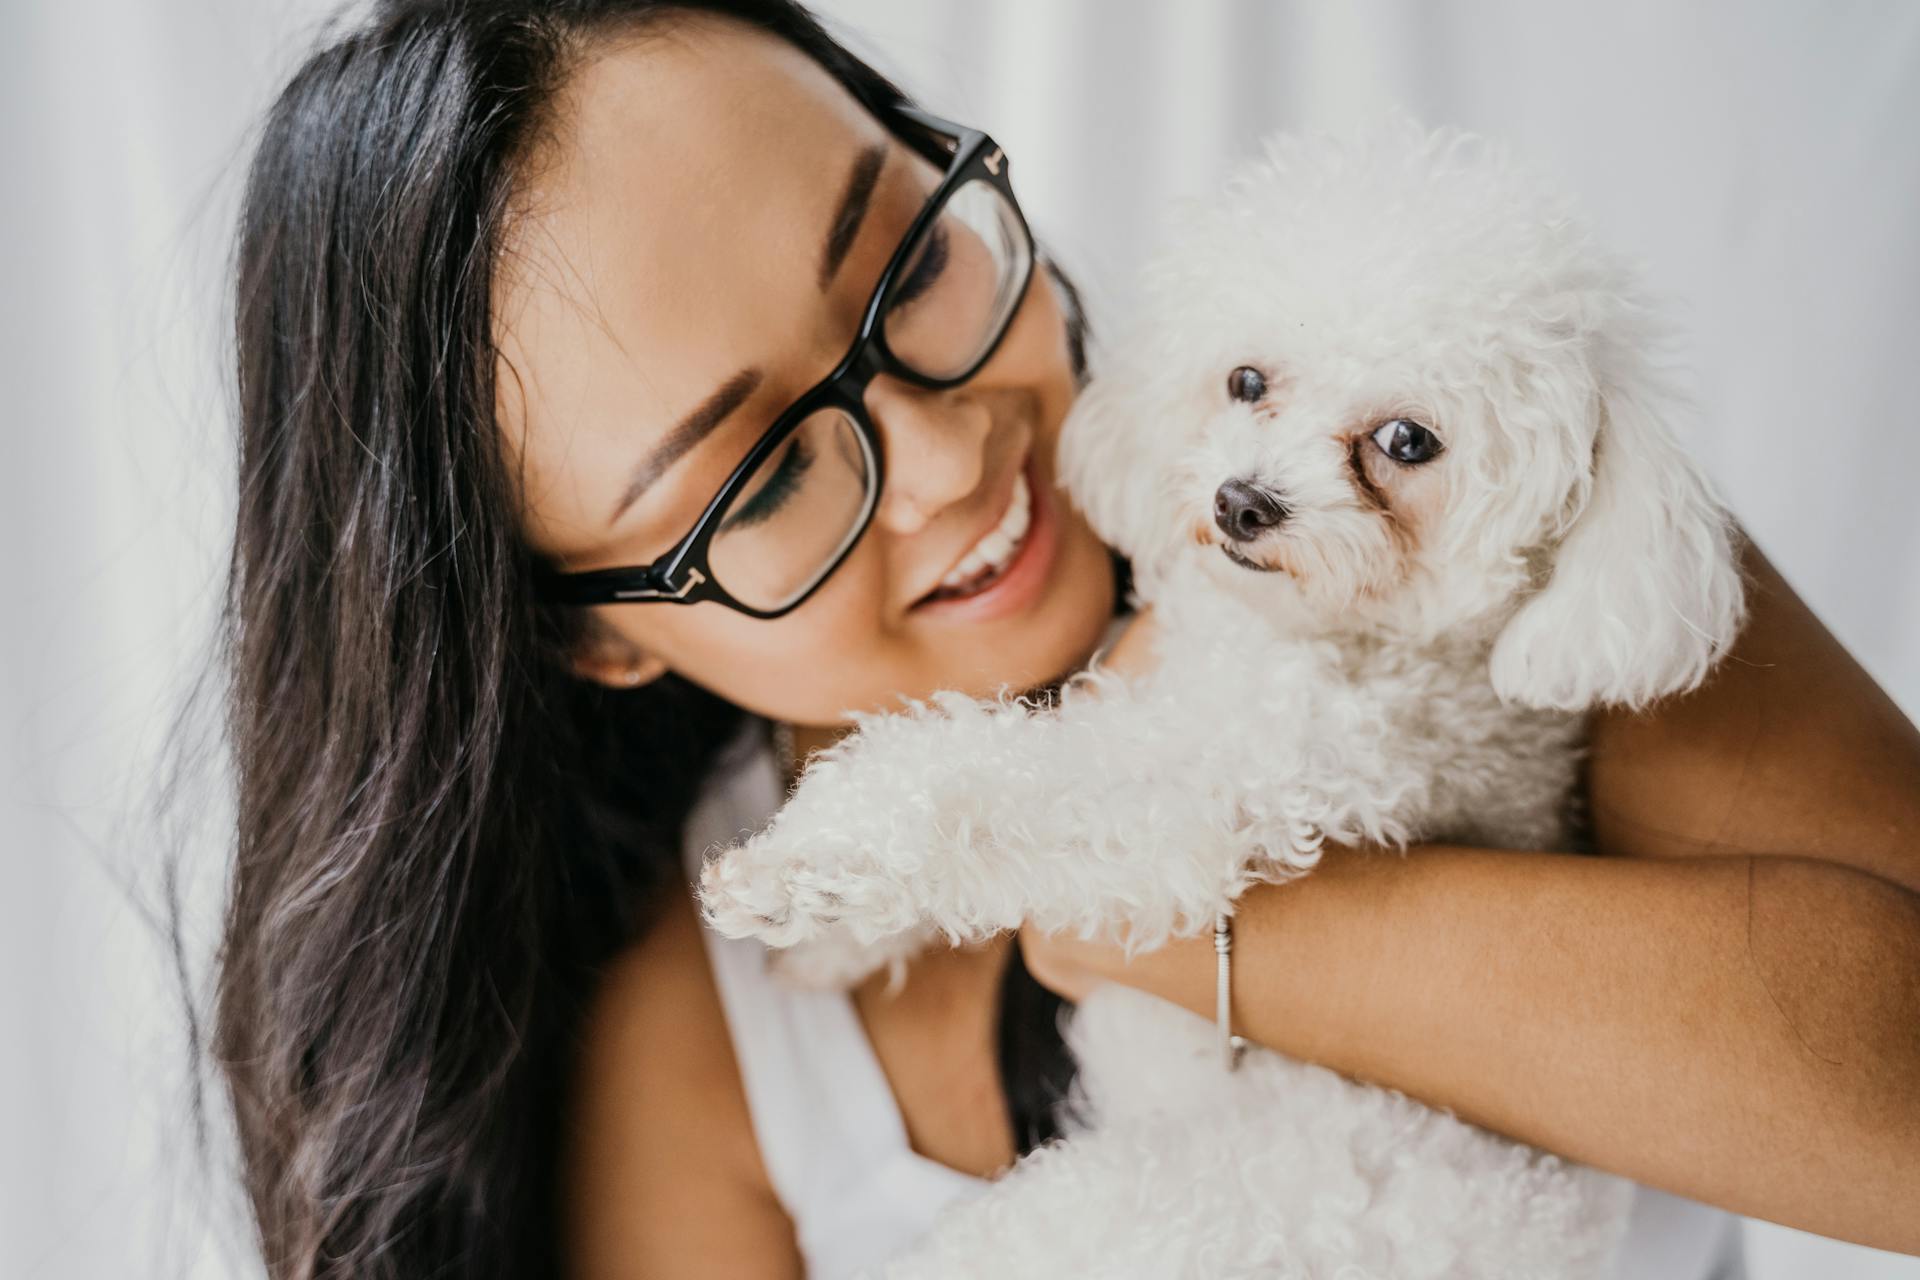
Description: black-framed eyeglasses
534,102,1036,619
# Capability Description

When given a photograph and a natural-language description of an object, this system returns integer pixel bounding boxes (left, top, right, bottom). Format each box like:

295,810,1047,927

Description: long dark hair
203,2,1082,1276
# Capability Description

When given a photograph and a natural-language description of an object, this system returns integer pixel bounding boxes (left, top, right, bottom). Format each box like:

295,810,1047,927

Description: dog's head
1059,121,1745,711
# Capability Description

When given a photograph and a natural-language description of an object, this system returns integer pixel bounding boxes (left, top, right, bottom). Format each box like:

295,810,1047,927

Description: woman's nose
863,375,990,535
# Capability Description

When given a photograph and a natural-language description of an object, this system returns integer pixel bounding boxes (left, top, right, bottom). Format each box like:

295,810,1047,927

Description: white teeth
936,472,1032,590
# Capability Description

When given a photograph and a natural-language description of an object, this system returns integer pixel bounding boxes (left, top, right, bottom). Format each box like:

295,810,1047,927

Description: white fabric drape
7,3,346,1277
5,3,1914,1277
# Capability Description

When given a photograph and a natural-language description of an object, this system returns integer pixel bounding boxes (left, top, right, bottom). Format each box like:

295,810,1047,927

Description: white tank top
681,722,984,1279
680,719,1748,1280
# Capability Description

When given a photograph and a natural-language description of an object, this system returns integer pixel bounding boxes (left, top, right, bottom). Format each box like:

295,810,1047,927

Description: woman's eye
1370,418,1444,465
724,436,816,530
1227,366,1266,403
889,219,951,309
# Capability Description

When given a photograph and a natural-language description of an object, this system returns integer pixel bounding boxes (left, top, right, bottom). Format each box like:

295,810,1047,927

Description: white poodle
700,120,1748,1279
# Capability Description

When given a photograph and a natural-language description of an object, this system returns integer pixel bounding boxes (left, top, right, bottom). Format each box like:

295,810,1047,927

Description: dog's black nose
1213,479,1289,542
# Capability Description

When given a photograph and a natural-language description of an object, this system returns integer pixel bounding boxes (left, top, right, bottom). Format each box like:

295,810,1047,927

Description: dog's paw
696,841,818,947
697,822,924,948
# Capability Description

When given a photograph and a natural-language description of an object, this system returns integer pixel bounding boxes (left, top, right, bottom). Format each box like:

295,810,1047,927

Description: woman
212,1,1920,1276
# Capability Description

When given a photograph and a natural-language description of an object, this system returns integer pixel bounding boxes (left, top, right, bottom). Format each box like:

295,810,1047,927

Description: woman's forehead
495,17,892,556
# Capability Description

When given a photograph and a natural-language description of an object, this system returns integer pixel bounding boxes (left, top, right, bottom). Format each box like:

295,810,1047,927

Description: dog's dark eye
1227,366,1267,403
1371,418,1443,465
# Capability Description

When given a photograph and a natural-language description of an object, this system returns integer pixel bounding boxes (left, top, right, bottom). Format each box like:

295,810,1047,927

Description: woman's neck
780,720,851,789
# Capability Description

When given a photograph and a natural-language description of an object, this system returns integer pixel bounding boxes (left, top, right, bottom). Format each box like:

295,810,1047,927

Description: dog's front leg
935,663,1335,948
697,688,1062,950
698,655,1332,956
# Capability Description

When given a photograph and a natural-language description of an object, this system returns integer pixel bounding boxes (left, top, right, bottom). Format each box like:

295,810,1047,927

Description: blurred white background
4,1,1915,1277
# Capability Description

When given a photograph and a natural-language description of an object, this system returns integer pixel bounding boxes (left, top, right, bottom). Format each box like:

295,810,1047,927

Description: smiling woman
211,2,1115,1277
493,15,1115,719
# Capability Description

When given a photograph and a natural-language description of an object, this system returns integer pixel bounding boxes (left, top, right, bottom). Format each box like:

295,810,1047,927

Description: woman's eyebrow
608,367,763,527
819,141,888,290
605,142,890,528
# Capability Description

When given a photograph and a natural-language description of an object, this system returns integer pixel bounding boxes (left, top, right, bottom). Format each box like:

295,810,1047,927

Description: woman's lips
909,453,1058,623
922,471,1032,601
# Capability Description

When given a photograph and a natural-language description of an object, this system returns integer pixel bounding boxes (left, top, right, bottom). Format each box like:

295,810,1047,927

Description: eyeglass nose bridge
829,330,988,478
837,332,894,393
829,309,951,398
811,319,935,459
810,326,987,551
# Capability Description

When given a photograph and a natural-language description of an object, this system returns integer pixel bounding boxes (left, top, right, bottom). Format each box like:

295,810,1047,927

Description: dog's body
705,572,1589,964
893,981,1633,1280
700,121,1747,1278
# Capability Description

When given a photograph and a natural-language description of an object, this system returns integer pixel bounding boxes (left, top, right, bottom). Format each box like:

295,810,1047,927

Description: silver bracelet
1214,911,1247,1071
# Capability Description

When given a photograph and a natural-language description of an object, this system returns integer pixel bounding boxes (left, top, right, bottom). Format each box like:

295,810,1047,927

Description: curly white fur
699,119,1746,1279
881,986,1634,1280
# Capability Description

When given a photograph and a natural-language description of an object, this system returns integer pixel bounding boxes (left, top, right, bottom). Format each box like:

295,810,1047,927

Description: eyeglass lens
707,407,873,612
882,177,1032,380
704,175,1031,612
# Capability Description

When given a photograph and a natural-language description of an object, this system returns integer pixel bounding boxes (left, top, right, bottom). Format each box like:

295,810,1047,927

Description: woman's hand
1017,917,1187,1006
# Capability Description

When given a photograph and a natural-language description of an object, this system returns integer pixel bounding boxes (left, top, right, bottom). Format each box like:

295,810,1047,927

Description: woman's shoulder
562,889,801,1278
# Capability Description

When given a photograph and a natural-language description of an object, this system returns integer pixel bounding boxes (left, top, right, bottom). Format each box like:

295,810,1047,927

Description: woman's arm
1024,536,1920,1251
563,892,804,1279
1027,843,1920,1251
1588,539,1920,890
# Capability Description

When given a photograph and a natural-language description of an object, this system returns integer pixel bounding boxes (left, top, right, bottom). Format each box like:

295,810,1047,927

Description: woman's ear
569,617,668,690
1488,334,1747,712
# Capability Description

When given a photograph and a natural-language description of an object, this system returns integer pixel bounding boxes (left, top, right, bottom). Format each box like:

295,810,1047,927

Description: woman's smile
910,448,1058,623
923,466,1032,600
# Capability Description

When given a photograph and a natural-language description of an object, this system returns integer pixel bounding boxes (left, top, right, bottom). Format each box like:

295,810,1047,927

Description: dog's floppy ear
1488,337,1746,711
1056,335,1191,595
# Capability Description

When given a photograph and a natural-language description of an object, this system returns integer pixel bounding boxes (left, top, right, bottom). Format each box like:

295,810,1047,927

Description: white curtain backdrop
4,3,1915,1277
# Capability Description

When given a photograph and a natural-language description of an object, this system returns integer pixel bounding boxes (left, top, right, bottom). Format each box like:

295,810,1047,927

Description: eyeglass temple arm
628,565,705,601
890,101,985,157
537,559,702,604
